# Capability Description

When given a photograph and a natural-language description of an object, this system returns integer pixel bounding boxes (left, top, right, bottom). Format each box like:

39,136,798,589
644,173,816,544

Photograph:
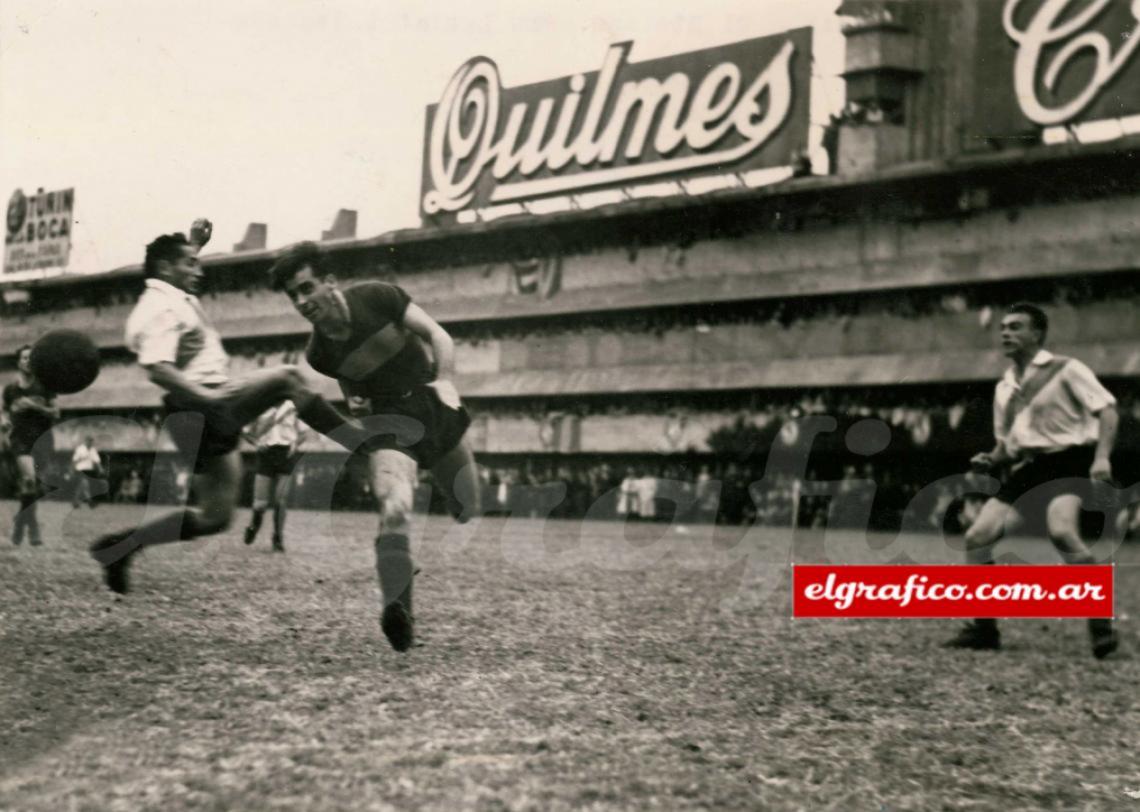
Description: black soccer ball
29,329,101,394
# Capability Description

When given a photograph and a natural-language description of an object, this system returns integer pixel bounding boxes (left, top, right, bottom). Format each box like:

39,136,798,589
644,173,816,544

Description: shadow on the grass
0,617,235,777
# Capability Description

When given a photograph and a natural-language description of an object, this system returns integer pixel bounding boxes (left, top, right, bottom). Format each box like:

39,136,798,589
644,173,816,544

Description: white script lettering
1004,0,1140,126
423,40,796,214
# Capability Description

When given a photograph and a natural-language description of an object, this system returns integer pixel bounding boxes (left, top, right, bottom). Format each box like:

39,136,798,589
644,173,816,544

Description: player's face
17,347,32,374
999,313,1040,358
161,245,203,294
283,267,339,324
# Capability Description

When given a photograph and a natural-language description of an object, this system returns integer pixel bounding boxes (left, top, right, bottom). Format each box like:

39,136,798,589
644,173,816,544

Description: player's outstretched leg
244,472,270,546
370,450,417,651
14,456,42,546
271,473,291,552
91,452,240,594
225,366,372,454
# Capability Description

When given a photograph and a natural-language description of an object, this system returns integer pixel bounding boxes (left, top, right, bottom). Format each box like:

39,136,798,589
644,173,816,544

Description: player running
242,401,307,552
89,220,373,593
269,242,480,652
945,302,1120,658
2,344,60,546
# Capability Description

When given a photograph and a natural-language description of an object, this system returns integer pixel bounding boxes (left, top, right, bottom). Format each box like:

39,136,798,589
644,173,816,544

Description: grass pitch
1,502,1137,811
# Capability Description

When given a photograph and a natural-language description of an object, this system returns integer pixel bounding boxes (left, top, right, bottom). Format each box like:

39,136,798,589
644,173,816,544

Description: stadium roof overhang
5,133,1139,293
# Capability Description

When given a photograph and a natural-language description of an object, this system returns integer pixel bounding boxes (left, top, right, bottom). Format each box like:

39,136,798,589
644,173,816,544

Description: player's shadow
0,621,181,774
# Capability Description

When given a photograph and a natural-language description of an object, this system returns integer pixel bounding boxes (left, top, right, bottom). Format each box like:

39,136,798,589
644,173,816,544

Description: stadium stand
4,13,1140,532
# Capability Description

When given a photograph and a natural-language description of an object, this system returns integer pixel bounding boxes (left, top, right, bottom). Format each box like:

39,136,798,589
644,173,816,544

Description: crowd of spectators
6,438,1138,538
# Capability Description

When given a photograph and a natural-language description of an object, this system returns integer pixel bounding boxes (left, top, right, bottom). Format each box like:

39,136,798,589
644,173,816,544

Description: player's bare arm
971,442,1010,472
403,303,454,376
403,303,461,407
1091,404,1118,482
10,396,60,419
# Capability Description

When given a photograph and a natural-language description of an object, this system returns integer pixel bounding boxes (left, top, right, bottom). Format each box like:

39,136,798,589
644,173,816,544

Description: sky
0,0,844,276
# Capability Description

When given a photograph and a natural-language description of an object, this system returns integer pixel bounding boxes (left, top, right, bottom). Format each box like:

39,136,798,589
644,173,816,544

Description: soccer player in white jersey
269,241,481,652
89,220,372,594
946,303,1120,658
243,401,307,552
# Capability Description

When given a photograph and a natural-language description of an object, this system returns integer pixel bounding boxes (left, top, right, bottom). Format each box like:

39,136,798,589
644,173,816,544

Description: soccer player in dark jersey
269,242,481,652
88,220,375,594
2,345,60,546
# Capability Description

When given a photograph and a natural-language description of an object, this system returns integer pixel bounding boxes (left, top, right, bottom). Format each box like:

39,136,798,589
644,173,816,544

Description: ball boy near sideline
269,242,481,652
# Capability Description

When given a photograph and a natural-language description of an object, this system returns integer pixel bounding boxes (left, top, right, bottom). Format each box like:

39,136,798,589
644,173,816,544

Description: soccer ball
29,329,101,394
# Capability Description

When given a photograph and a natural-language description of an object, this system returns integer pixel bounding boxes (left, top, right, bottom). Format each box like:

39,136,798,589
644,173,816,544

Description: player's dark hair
1007,302,1048,341
144,233,191,278
269,241,331,291
18,344,32,358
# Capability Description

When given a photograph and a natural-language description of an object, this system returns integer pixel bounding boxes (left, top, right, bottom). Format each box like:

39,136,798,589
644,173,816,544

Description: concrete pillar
321,209,357,241
233,223,267,252
835,0,926,174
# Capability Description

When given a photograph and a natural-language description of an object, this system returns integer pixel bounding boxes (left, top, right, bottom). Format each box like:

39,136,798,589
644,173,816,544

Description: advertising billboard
972,0,1140,143
420,28,812,225
5,187,75,274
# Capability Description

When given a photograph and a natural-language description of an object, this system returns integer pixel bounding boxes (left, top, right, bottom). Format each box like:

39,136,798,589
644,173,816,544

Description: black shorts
8,429,53,459
362,384,471,469
162,395,243,473
996,445,1097,509
256,445,297,477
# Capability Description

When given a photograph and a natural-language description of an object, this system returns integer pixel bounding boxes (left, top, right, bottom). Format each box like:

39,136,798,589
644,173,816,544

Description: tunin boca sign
420,28,812,224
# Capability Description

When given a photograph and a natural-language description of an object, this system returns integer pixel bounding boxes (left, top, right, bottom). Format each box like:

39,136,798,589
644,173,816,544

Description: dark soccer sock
294,394,369,452
273,504,286,538
19,493,40,541
92,510,204,567
12,494,32,540
375,533,414,615
248,508,265,535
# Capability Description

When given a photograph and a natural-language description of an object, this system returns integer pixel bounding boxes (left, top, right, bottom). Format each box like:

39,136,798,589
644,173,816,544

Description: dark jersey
305,282,434,400
3,379,56,446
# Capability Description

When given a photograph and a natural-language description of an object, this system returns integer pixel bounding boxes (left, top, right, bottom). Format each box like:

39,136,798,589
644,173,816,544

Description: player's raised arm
188,218,213,254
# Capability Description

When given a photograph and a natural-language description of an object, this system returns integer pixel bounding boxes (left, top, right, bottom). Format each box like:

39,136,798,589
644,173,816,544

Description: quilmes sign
972,0,1140,142
5,187,75,274
420,28,812,223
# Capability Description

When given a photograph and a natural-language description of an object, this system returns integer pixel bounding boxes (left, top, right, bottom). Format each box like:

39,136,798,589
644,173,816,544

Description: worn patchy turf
0,501,1137,811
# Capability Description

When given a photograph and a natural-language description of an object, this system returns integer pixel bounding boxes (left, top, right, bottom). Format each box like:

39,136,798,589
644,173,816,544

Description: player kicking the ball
269,242,481,652
89,220,373,593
